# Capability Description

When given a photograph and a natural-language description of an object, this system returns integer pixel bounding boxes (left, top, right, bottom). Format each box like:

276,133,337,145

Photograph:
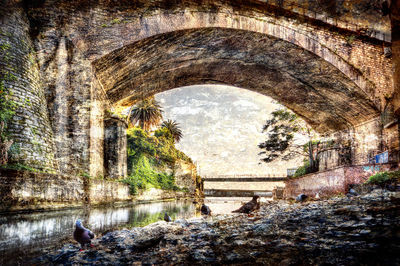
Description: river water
0,200,197,265
0,196,262,265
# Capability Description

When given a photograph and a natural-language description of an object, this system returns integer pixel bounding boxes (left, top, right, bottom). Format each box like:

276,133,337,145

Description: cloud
155,84,302,176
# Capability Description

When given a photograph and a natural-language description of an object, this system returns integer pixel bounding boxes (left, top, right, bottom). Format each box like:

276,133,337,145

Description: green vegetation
0,40,18,165
293,160,310,178
123,127,191,195
110,18,122,24
366,171,400,185
345,35,356,45
0,163,42,173
122,155,179,195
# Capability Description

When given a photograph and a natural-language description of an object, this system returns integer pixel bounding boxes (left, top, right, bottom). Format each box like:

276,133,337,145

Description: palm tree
127,97,163,131
161,119,183,143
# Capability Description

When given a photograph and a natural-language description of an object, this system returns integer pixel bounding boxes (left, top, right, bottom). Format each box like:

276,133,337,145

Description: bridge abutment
0,4,56,170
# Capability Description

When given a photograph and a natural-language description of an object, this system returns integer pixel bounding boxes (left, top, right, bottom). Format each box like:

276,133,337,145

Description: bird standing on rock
164,212,172,222
201,204,212,215
296,194,308,202
73,219,95,251
232,195,260,214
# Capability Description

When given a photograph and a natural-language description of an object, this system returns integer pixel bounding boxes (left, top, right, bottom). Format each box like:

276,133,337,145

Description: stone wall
0,5,56,170
324,118,384,168
390,0,400,116
134,187,189,202
173,159,197,194
204,181,285,192
284,163,396,199
89,78,108,178
0,168,84,212
88,178,130,205
0,168,195,212
104,116,127,178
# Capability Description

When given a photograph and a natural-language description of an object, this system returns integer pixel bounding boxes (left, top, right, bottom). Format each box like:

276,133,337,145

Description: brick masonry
284,163,396,199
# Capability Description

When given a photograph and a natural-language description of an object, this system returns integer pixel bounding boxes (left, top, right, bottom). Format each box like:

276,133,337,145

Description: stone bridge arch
1,1,395,177
87,5,388,108
93,27,379,133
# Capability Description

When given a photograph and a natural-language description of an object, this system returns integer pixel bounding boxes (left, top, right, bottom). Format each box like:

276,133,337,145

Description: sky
155,85,303,177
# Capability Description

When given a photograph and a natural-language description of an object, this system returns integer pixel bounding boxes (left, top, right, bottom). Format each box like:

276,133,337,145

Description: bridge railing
203,173,287,179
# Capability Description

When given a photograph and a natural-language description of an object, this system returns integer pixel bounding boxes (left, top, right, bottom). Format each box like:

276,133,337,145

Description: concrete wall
284,163,395,199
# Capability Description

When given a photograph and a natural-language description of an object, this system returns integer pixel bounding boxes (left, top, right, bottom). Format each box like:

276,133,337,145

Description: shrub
293,161,311,177
366,170,400,185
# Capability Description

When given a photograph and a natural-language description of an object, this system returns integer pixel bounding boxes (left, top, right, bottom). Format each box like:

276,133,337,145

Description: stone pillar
104,116,127,178
89,79,106,178
352,118,382,165
391,0,400,115
0,4,56,170
389,0,400,165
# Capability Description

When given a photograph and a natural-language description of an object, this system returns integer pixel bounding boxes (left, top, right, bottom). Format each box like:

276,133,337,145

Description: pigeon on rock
164,212,172,222
73,219,95,250
201,204,212,215
296,194,308,202
232,195,260,214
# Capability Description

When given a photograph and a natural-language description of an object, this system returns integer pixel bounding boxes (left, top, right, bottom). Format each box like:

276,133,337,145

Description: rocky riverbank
37,189,400,265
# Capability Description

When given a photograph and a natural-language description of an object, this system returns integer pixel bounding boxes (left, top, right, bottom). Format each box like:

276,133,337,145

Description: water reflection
0,200,196,265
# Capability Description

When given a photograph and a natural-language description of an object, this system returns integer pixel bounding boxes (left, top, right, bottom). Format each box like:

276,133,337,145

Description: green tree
258,108,323,174
161,119,183,143
127,97,163,131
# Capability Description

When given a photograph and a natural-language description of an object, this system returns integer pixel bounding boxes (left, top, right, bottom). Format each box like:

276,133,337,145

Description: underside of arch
93,27,379,133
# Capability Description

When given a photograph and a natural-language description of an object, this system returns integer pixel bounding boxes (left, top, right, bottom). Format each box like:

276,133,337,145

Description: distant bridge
203,177,287,182
203,175,286,197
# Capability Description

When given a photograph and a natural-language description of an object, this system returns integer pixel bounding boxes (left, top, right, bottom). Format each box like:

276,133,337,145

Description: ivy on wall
0,40,18,165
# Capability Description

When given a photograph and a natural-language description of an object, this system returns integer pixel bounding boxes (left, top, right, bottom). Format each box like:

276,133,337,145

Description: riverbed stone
37,188,400,265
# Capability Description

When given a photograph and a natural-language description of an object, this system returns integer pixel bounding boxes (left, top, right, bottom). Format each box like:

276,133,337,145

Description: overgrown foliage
123,155,179,195
123,127,191,194
293,160,310,177
0,41,18,165
366,171,400,185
